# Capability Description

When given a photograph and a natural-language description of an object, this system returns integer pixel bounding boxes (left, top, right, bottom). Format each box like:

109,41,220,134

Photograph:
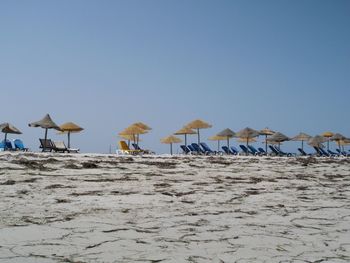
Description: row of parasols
159,119,350,154
0,114,83,151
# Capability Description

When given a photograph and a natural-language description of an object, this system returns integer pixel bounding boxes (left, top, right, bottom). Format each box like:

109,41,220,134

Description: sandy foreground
0,152,349,263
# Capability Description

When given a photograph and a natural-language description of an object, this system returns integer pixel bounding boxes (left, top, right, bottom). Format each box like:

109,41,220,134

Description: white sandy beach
0,152,349,263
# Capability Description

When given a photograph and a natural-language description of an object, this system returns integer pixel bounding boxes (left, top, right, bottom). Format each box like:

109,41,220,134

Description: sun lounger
190,143,206,154
328,149,339,156
258,147,267,155
230,146,239,155
239,145,252,155
14,139,29,151
0,140,14,151
298,148,308,156
200,142,217,155
52,141,69,153
247,145,260,155
269,145,292,156
180,145,191,154
39,139,54,152
336,149,349,156
132,143,154,154
222,146,235,155
117,140,141,155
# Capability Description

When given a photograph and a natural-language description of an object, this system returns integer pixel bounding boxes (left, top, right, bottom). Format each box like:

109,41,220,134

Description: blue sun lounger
230,146,239,155
14,139,29,151
222,146,235,155
180,145,191,154
200,142,216,154
258,147,267,155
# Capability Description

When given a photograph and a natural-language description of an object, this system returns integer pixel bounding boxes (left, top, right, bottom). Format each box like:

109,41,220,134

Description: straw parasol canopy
237,137,257,143
161,135,182,155
58,122,84,148
174,127,197,147
322,131,334,150
217,128,236,148
235,127,260,151
0,123,22,150
308,135,327,148
267,132,290,150
291,132,312,151
133,122,152,131
119,124,147,145
208,135,226,152
260,127,275,153
29,114,61,151
330,133,348,151
185,119,212,145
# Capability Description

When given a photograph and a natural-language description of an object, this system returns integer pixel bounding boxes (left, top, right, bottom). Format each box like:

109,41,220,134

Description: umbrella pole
301,140,304,151
227,137,229,148
217,140,220,152
170,143,173,155
246,138,249,155
128,140,130,148
44,128,48,151
4,133,7,151
68,132,71,148
197,129,200,145
327,140,330,151
184,134,187,146
265,135,268,153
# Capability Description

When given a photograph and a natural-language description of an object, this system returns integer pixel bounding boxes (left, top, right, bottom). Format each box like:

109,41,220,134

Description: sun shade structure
267,132,290,150
217,128,236,148
58,122,84,148
237,137,257,143
185,119,212,145
174,127,196,146
208,135,226,152
308,135,327,148
260,127,275,153
330,133,348,151
291,132,311,151
0,123,22,150
161,135,182,155
29,114,61,151
235,127,260,150
322,131,334,150
119,124,147,145
132,122,152,131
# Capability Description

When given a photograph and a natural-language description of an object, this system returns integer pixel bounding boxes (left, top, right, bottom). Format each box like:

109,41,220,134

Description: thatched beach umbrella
185,119,212,145
133,122,152,131
237,137,257,143
236,127,260,149
260,127,275,153
291,132,311,151
174,127,196,146
0,123,22,150
58,122,84,148
161,135,182,155
267,132,290,150
330,133,348,151
29,114,61,151
322,131,334,151
217,128,236,148
119,125,147,146
308,135,327,148
208,135,226,152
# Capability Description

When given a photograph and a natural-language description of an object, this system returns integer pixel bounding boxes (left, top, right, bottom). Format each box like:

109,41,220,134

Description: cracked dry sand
0,152,349,263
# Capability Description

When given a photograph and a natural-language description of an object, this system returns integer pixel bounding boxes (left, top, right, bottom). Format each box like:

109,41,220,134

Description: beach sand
0,152,349,262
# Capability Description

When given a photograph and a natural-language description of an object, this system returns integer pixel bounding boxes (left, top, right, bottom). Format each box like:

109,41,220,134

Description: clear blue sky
1,0,349,153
